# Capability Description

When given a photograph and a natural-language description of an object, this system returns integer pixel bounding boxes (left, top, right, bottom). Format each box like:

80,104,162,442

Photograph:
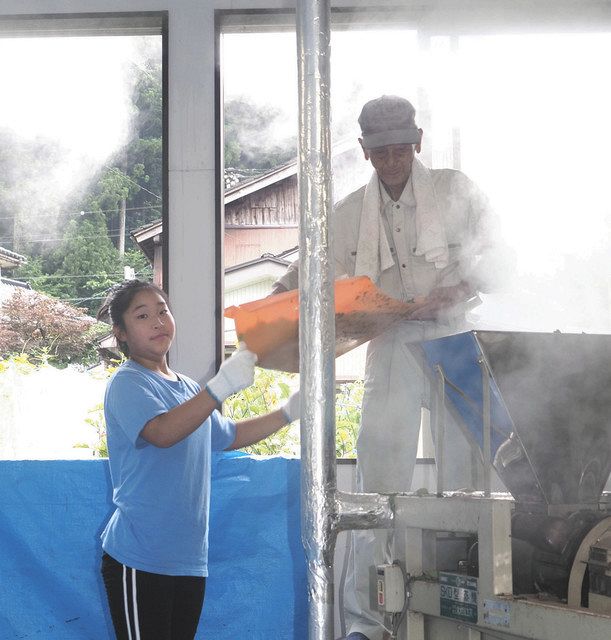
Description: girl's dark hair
97,280,169,355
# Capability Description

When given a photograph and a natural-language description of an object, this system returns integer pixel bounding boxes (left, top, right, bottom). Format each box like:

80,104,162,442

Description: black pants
101,553,206,640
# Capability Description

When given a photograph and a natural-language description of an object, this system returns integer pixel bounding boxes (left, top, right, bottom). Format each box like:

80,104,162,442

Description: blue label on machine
439,572,478,623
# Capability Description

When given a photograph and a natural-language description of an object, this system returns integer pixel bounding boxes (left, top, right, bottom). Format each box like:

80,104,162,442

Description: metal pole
479,357,492,497
296,0,336,638
435,365,446,496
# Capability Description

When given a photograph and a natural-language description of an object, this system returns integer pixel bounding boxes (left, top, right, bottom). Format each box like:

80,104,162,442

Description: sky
1,28,611,333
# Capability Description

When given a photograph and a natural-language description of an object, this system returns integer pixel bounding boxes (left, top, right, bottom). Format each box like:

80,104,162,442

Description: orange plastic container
224,276,425,372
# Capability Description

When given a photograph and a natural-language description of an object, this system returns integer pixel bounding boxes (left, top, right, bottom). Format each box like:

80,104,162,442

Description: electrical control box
376,563,406,613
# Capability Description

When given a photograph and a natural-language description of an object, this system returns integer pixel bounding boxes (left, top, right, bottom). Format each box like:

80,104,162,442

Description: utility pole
118,198,126,257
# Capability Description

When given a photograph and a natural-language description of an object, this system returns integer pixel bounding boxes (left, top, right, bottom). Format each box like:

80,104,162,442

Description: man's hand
408,281,475,320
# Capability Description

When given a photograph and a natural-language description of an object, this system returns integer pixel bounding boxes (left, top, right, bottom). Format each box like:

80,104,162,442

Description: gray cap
358,95,421,149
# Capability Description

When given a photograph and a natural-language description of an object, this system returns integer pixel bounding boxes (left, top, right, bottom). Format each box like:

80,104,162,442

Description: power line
103,164,162,201
0,232,136,243
15,272,146,280
0,203,162,222
63,296,109,303
12,269,152,304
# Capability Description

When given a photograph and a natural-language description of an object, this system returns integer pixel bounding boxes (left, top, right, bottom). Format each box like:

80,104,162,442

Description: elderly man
273,95,506,640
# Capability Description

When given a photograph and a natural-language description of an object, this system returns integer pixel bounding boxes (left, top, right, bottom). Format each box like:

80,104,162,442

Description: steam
224,27,611,335
479,331,611,503
0,35,159,252
456,32,611,334
222,30,422,174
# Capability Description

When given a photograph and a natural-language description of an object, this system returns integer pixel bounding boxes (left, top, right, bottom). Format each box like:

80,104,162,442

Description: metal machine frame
394,494,611,639
388,331,611,639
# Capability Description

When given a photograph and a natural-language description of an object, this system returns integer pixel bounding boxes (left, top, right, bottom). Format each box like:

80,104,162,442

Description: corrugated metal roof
224,246,298,274
224,137,357,204
0,246,27,268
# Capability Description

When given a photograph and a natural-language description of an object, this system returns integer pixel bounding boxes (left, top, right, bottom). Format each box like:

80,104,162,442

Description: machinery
388,331,611,639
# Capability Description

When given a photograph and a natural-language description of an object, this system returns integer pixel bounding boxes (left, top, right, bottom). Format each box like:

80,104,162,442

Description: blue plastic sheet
0,455,307,639
421,331,513,457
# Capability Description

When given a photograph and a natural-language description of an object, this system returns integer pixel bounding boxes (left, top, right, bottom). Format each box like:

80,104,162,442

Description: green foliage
17,212,121,314
71,358,123,457
70,364,362,459
4,50,162,315
132,57,162,141
0,351,38,375
76,402,108,458
91,167,135,210
223,368,362,458
0,355,361,458
0,354,114,458
224,368,300,456
335,380,363,458
124,248,153,281
224,98,296,177
0,129,65,256
12,255,45,283
4,55,300,319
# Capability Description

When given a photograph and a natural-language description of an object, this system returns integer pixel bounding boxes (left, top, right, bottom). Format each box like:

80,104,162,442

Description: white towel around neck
354,158,449,282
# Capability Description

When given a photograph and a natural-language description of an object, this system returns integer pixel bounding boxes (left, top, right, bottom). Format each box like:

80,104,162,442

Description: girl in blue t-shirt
97,279,298,640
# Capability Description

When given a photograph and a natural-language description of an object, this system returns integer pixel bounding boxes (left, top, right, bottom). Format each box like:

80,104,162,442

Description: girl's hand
205,344,257,404
281,391,300,423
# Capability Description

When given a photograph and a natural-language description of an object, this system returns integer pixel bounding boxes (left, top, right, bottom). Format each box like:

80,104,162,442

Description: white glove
205,344,257,404
281,391,300,423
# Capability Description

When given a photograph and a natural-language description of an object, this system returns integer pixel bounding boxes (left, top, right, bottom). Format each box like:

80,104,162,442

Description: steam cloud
0,35,160,253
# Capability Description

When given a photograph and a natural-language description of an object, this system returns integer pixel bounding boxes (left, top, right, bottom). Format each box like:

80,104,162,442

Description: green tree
224,98,296,181
224,368,361,458
335,380,363,458
3,48,162,307
120,63,164,236
224,368,299,456
0,129,66,256
38,212,121,313
80,55,163,254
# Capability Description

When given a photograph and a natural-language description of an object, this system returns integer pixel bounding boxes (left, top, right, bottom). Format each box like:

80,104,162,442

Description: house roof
224,137,357,205
224,249,298,310
0,246,27,269
130,137,360,266
224,161,298,204
0,276,30,290
130,220,162,264
224,246,298,274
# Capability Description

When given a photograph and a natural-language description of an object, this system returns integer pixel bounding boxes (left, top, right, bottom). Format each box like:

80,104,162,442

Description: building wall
224,227,297,266
225,174,299,226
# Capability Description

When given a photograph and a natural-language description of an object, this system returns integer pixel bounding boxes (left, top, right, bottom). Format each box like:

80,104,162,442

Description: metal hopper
421,331,611,506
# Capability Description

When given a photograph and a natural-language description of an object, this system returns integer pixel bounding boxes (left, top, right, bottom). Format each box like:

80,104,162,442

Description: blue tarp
0,454,307,639
421,332,513,457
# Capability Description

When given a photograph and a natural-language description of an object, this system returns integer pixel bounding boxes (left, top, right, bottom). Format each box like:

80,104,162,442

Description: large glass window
224,27,611,331
221,23,611,458
0,32,163,459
